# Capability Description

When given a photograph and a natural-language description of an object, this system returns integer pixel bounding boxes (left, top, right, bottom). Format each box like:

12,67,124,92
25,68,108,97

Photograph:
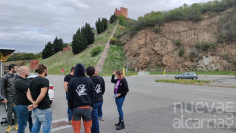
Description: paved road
0,75,236,133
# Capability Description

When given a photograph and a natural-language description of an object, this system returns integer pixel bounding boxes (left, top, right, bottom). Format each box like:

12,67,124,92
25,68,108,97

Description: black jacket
111,75,129,98
0,73,16,98
89,76,105,103
68,63,95,111
14,75,31,105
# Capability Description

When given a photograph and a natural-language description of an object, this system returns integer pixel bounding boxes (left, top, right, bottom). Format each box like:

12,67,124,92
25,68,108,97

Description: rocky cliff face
122,10,236,71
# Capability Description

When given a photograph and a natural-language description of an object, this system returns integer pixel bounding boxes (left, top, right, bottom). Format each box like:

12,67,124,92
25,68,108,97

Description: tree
58,38,64,51
61,43,68,50
119,15,126,26
100,20,104,33
52,37,58,54
81,23,95,45
42,42,53,59
72,29,88,54
96,18,102,34
102,18,108,30
110,14,117,24
53,37,64,53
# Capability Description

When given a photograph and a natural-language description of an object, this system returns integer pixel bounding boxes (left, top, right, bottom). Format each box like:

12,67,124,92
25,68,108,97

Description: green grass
150,71,236,75
40,52,61,64
155,79,211,85
101,44,126,74
113,24,125,39
46,45,106,73
92,22,117,44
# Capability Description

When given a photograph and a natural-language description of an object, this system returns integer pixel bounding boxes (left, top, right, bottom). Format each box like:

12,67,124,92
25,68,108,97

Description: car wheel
178,77,182,80
193,77,197,80
50,100,53,105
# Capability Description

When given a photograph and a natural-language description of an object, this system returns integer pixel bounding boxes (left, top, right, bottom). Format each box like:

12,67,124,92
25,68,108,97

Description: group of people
0,63,129,133
64,63,129,133
0,64,53,133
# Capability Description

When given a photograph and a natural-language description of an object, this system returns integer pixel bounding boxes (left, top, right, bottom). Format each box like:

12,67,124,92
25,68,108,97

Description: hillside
47,45,106,73
26,21,126,74
102,44,126,73
120,8,236,72
92,22,117,44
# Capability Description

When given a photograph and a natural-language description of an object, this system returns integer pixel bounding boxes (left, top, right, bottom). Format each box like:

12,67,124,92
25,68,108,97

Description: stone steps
45,50,70,65
95,22,119,71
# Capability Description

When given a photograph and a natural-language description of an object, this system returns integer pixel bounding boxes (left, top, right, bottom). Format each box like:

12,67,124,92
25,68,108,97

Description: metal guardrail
138,71,150,75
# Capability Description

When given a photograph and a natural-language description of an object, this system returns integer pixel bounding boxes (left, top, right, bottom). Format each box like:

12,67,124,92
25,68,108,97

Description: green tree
81,23,95,45
58,38,64,51
42,42,53,59
102,18,108,30
110,14,117,24
119,15,126,26
72,29,88,54
96,18,102,34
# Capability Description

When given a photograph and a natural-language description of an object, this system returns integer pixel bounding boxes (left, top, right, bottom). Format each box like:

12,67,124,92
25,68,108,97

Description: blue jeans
28,111,33,132
115,97,125,120
14,105,32,133
98,104,103,118
31,108,52,133
91,102,103,133
66,94,72,121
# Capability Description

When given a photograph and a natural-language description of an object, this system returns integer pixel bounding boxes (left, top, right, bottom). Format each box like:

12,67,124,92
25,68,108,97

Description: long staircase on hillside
95,22,119,72
45,50,70,65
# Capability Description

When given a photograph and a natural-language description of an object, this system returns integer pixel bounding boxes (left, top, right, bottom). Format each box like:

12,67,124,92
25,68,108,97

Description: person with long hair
111,70,129,130
27,64,52,133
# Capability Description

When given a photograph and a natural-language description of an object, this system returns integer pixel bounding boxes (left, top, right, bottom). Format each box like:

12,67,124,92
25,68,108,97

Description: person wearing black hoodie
86,66,105,133
111,70,129,130
68,63,95,133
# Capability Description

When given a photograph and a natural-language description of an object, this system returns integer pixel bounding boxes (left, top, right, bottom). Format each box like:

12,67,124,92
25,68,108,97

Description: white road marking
52,118,67,123
195,89,236,95
51,118,72,132
131,89,152,93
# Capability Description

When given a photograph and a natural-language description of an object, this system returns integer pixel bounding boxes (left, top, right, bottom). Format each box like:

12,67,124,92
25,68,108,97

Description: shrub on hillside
175,39,181,46
129,0,236,36
189,51,198,61
110,38,120,45
179,47,184,57
119,15,127,26
217,33,226,43
91,46,102,57
195,42,216,51
153,25,161,33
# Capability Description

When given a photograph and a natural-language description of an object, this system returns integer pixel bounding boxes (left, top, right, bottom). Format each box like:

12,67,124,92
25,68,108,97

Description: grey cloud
0,0,209,53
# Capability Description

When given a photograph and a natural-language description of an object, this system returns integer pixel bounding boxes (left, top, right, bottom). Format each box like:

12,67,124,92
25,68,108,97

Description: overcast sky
0,0,210,53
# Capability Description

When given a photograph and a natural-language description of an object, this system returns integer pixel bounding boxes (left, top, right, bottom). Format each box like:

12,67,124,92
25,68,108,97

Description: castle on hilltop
114,7,128,18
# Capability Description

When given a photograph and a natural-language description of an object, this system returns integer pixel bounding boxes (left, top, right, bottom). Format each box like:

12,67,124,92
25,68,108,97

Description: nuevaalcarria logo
173,102,234,129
